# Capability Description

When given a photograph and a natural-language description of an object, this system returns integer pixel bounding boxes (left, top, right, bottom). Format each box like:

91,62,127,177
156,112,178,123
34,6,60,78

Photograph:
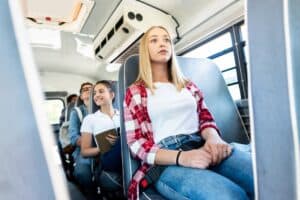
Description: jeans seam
157,179,190,200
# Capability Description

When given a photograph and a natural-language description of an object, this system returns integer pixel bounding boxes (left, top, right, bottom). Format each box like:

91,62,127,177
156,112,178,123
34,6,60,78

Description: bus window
44,99,64,125
211,52,235,71
240,24,248,42
228,84,241,101
183,33,232,58
181,22,247,100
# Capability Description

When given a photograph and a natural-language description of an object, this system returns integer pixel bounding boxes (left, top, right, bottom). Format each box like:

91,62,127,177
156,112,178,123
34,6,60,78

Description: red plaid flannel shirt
124,80,219,200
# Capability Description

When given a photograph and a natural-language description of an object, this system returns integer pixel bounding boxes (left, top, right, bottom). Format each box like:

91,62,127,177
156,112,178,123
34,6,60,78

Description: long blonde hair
136,26,187,93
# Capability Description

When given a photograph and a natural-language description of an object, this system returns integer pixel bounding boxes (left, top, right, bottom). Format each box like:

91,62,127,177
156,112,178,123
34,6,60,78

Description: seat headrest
89,85,98,113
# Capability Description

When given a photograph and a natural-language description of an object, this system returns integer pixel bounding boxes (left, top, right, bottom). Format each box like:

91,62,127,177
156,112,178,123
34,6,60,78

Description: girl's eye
164,38,170,43
150,38,157,43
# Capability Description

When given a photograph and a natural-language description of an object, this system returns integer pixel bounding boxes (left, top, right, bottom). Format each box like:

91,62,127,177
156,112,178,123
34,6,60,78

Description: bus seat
118,55,250,199
112,81,120,110
88,85,98,114
0,1,67,198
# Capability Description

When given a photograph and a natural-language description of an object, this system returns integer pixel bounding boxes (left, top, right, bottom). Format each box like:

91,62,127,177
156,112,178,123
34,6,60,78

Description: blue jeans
73,155,93,188
154,133,254,200
99,170,122,191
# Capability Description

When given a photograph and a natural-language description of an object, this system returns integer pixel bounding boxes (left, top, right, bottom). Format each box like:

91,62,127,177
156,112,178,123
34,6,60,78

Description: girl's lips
158,50,168,54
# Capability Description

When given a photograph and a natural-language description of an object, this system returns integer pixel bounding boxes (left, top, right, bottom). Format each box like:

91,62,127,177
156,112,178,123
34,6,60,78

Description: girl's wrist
176,150,182,166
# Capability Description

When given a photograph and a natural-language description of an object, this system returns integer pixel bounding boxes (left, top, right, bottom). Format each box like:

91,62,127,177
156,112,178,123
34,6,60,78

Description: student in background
68,82,93,192
59,93,78,127
124,26,254,200
81,80,122,196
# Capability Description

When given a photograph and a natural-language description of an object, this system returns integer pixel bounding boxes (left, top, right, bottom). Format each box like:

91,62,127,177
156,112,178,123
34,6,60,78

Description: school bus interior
1,0,299,199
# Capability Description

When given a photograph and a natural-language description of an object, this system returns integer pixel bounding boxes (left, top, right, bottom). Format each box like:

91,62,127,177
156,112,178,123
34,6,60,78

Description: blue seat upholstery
118,55,249,199
112,81,120,110
0,1,66,198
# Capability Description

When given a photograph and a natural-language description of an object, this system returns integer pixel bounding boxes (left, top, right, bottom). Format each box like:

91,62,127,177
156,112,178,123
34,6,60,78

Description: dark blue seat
0,1,68,198
118,55,249,199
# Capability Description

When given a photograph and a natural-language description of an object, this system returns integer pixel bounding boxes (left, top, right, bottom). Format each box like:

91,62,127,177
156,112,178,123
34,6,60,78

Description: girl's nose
159,42,166,47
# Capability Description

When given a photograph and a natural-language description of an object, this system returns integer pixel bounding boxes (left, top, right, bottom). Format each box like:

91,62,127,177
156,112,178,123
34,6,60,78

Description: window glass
44,99,64,124
183,32,232,58
228,84,241,100
240,24,248,42
222,69,238,85
243,46,249,66
181,24,248,100
243,46,249,74
212,52,235,71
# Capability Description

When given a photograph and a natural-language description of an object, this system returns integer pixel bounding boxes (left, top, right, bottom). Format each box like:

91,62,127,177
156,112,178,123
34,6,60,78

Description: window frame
179,21,248,100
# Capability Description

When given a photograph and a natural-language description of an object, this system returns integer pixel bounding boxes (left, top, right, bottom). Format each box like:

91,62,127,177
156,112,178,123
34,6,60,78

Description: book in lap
94,128,118,154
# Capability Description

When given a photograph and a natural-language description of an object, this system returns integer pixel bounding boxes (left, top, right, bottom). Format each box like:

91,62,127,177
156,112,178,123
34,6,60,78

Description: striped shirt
124,80,219,200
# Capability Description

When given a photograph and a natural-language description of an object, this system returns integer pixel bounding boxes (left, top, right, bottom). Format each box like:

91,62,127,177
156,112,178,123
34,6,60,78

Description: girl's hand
106,133,118,145
179,147,212,169
203,134,232,166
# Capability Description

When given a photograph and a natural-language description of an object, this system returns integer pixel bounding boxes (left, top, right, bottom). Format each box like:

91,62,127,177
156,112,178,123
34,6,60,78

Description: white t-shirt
147,82,199,143
81,110,120,135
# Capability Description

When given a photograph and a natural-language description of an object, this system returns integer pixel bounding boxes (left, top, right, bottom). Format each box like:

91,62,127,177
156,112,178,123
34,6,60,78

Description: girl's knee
155,179,190,200
220,185,249,200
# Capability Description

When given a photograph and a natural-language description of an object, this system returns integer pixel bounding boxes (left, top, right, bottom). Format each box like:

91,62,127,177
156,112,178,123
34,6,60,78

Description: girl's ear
110,91,115,101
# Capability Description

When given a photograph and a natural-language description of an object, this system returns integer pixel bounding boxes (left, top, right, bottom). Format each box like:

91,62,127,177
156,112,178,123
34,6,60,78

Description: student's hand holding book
94,128,119,154
106,133,118,145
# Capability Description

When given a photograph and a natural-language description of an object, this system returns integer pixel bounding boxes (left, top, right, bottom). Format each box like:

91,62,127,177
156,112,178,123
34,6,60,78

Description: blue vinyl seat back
89,85,98,114
112,81,120,110
177,57,249,144
118,55,249,198
0,1,66,199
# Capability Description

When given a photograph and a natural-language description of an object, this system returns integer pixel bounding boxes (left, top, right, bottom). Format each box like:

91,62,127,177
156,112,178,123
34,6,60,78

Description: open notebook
94,128,119,154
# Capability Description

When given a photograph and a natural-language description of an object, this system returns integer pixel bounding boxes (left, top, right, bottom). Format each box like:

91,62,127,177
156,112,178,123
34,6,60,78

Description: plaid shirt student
124,80,219,200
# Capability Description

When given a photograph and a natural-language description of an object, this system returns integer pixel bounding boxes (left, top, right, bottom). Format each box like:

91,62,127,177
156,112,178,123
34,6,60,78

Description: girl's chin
95,101,103,106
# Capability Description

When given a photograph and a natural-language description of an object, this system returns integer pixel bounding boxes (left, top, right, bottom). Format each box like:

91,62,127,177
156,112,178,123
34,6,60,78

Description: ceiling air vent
93,0,177,63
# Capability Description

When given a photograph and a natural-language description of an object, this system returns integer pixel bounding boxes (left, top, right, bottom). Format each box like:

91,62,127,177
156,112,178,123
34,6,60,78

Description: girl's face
147,27,172,64
93,83,114,106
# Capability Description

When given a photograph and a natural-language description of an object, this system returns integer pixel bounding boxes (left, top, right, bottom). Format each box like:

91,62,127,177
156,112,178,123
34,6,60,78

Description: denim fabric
155,133,254,200
69,104,92,188
68,104,89,159
157,133,203,149
73,155,93,188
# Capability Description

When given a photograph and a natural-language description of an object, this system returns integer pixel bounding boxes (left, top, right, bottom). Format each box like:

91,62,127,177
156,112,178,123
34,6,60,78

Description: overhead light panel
106,63,121,72
28,27,61,49
22,0,94,33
